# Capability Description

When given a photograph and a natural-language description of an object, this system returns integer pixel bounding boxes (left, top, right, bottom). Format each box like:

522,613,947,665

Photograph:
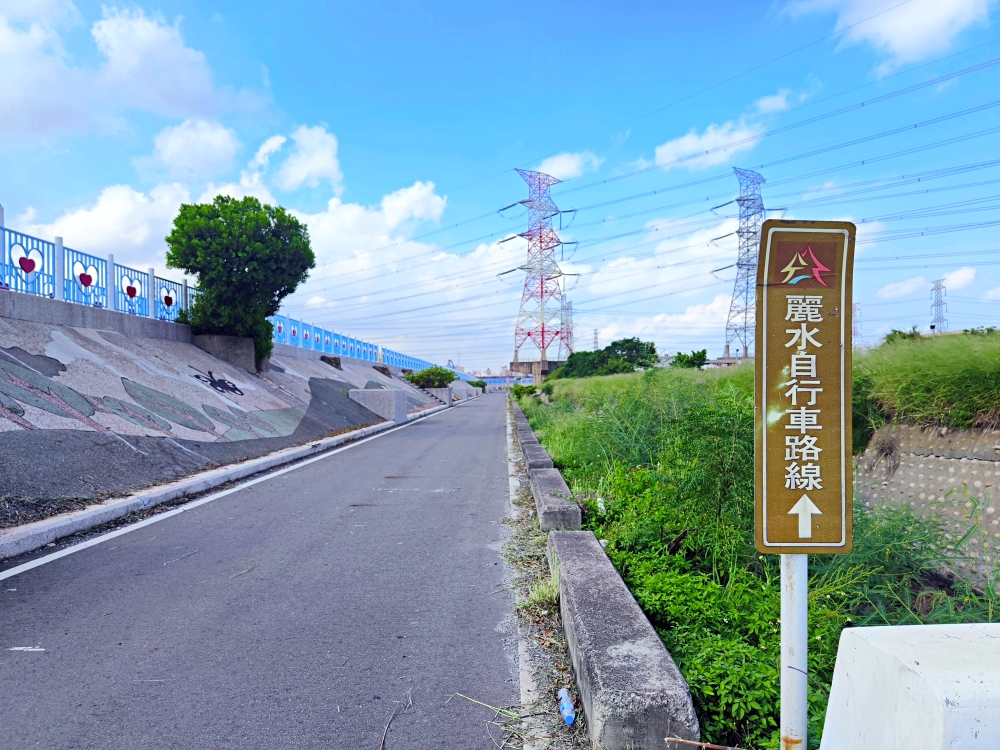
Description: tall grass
519,366,996,749
858,332,1000,427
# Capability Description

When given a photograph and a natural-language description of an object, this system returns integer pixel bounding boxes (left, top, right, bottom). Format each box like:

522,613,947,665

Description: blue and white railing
0,216,439,370
268,313,435,370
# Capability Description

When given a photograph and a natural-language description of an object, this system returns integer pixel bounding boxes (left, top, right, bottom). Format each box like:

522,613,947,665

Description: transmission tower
930,278,948,333
852,303,862,348
725,168,766,359
593,329,599,351
557,300,574,360
513,169,572,364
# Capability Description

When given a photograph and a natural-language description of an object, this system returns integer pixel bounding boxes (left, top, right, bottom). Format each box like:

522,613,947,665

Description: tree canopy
670,349,708,369
166,196,314,366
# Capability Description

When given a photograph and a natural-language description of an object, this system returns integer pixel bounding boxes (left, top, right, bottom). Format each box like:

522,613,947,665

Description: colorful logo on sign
779,245,832,287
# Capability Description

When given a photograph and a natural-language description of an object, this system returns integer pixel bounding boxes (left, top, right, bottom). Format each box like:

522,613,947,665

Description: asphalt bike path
0,393,517,749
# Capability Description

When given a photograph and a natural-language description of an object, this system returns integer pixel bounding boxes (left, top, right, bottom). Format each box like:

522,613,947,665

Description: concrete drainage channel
511,399,701,750
0,402,459,565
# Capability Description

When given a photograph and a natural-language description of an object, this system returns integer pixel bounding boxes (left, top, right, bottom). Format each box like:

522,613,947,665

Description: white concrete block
821,623,1000,750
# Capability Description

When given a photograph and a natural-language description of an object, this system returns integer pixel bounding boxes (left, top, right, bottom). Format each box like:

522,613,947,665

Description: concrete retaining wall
0,288,190,342
349,389,408,423
192,334,256,373
512,398,698,749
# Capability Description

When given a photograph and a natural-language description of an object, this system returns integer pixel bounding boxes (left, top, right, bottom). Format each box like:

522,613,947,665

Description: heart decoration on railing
160,287,175,308
291,326,297,338
304,330,310,342
122,277,142,299
276,322,284,334
10,244,43,280
325,335,330,347
73,261,98,289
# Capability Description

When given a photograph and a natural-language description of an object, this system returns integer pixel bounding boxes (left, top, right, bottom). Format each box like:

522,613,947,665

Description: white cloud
755,89,792,113
984,286,1000,300
943,266,977,291
876,275,928,300
249,135,286,169
536,151,604,180
275,125,343,193
0,4,259,139
18,182,190,277
654,121,764,171
380,182,446,229
785,0,994,69
144,119,240,178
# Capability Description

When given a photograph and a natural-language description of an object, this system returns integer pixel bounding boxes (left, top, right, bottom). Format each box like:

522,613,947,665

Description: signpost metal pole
780,553,809,746
755,219,856,749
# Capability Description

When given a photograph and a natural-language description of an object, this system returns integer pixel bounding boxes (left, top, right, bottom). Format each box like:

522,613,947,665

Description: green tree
165,196,314,367
671,349,708,369
604,337,659,368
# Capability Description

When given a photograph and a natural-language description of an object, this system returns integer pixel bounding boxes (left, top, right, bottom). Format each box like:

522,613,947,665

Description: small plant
518,565,560,613
404,365,456,389
884,325,923,344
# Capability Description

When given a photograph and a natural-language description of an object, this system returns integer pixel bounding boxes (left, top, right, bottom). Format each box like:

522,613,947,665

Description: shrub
165,195,314,366
467,379,487,390
511,383,537,400
404,365,456,389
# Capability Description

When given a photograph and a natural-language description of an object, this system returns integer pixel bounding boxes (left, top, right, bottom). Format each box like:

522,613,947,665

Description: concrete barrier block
522,442,554,470
529,468,581,531
348,389,406,423
425,387,453,406
820,623,1000,750
517,428,539,448
548,531,700,749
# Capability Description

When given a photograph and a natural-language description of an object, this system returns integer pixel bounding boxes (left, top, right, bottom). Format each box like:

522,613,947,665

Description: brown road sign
755,219,855,554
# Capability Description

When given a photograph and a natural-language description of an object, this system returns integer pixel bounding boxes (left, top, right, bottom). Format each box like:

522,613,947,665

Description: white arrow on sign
788,494,822,539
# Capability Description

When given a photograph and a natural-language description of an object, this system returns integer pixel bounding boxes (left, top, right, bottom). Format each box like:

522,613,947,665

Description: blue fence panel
301,323,314,349
1,227,57,297
322,330,333,354
289,319,301,347
332,333,342,355
271,315,288,345
155,276,184,321
313,326,324,352
114,264,149,316
64,247,108,308
348,338,357,358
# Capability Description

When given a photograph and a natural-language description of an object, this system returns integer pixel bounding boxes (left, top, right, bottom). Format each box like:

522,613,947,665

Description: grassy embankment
519,334,1000,749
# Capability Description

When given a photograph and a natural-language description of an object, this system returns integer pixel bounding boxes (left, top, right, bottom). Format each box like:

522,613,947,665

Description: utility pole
931,278,947,334
513,169,572,371
725,168,766,359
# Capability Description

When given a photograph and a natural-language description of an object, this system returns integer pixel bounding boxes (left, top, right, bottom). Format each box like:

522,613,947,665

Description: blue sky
3,0,1000,370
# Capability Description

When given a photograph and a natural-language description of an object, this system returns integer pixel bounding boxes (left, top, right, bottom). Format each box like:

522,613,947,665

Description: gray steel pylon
725,168,766,358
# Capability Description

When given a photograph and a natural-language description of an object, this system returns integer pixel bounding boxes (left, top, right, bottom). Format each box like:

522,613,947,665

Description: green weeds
520,367,997,749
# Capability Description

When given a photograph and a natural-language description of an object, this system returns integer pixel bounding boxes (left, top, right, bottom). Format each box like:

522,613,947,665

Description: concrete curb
0,404,450,562
548,531,700,750
522,442,555,470
528,468,582,532
512,396,700,749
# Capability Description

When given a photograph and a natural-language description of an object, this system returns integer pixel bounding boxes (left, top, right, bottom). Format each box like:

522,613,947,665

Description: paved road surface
0,394,517,749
